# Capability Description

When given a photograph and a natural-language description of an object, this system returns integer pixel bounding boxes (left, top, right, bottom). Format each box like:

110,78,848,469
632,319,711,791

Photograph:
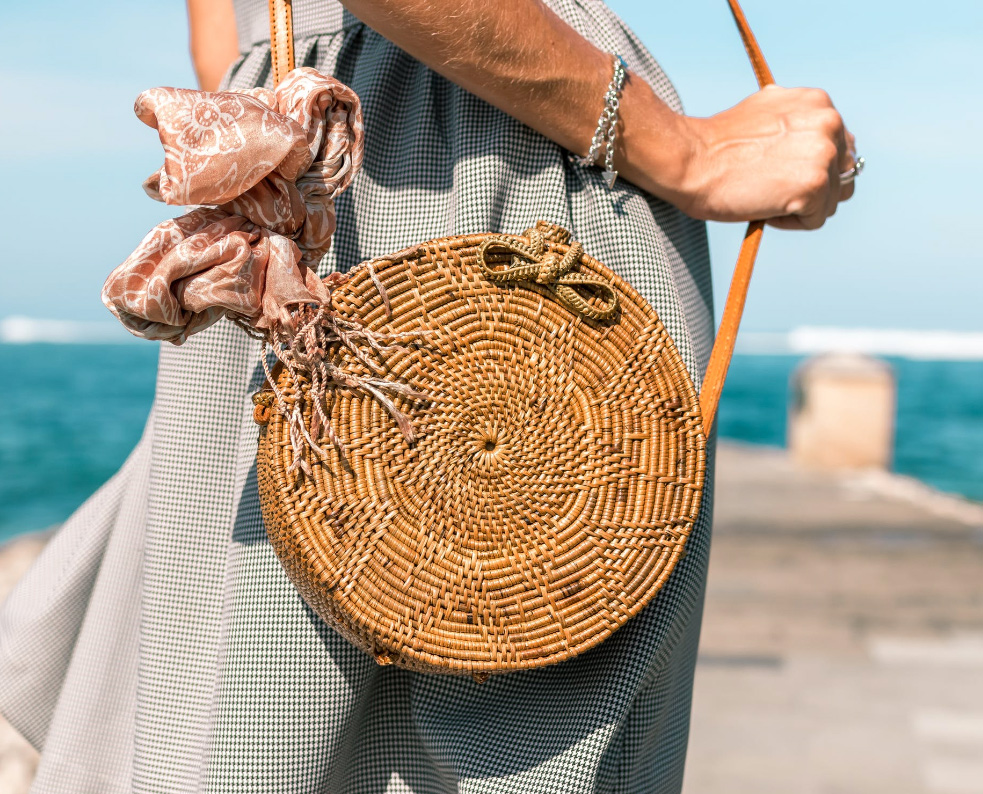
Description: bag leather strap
268,0,295,84
699,0,775,434
267,0,774,435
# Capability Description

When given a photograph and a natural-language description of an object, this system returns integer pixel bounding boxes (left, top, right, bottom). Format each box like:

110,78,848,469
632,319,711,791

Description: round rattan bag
254,220,706,680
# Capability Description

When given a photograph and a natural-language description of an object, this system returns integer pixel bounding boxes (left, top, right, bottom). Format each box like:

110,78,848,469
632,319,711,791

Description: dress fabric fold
0,1,717,791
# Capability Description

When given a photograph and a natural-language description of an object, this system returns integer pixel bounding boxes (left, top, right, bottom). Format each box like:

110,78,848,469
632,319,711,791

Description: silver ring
839,155,865,184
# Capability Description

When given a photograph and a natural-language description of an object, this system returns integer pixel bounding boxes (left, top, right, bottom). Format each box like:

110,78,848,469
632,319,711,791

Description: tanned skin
186,0,857,231
187,0,239,93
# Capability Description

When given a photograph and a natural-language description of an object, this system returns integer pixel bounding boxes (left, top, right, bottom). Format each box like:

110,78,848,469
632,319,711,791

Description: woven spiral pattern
256,222,706,679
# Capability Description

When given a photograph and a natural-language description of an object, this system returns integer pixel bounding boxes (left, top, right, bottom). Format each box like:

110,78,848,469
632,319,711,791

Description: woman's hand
666,86,857,230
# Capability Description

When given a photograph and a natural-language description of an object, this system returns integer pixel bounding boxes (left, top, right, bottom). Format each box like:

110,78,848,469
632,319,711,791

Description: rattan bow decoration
477,226,619,321
102,0,776,681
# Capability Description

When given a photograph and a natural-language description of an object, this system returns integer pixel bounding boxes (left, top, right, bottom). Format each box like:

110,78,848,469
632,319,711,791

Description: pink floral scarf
101,68,431,474
102,67,364,344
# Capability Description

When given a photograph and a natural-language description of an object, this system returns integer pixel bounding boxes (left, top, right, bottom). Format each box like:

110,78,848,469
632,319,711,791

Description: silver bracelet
572,54,628,189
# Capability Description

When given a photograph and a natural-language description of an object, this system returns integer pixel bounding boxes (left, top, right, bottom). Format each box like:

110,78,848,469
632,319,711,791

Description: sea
1,329,981,543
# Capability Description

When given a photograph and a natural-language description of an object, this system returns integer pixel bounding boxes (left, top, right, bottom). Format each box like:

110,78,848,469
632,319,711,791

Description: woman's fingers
844,129,857,161
830,110,849,217
789,143,840,229
765,214,809,231
782,88,853,227
816,99,847,225
838,127,858,202
839,173,856,202
794,103,851,228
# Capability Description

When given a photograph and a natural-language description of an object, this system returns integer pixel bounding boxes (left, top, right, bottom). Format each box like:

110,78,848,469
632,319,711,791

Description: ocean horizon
2,323,981,543
8,316,983,360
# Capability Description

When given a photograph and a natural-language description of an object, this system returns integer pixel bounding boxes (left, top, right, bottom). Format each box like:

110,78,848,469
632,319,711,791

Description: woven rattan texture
257,222,706,678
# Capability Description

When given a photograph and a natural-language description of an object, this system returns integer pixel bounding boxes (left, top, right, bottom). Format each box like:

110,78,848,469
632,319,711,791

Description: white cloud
0,316,137,344
737,327,983,361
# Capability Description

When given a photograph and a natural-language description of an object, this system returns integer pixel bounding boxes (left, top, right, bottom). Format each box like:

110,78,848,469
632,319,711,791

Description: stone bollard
788,353,896,470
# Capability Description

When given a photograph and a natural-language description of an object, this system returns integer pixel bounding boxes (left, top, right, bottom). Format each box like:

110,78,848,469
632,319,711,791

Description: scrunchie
102,67,364,344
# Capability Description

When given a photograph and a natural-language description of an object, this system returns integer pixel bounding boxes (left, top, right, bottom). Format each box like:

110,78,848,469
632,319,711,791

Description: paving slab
685,443,983,794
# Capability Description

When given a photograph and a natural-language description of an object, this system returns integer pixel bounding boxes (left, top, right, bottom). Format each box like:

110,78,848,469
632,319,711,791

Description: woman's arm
337,0,854,230
187,0,239,91
185,0,856,229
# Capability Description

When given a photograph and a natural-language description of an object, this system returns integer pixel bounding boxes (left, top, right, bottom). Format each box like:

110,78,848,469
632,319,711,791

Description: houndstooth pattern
0,1,716,791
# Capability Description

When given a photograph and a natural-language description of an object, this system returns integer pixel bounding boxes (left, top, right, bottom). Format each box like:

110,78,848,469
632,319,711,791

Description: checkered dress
0,1,716,791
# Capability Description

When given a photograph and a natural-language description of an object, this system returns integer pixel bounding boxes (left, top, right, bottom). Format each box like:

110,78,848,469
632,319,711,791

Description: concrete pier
1,443,982,793
686,443,983,794
788,353,897,470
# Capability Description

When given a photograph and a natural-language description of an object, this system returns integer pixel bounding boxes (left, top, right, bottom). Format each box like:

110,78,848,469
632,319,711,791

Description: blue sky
1,0,980,332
